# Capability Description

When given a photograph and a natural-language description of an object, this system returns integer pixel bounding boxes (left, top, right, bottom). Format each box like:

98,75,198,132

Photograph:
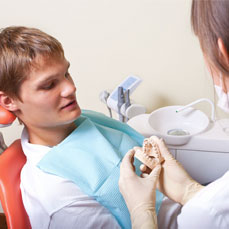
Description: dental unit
100,76,146,122
101,77,229,185
128,98,229,185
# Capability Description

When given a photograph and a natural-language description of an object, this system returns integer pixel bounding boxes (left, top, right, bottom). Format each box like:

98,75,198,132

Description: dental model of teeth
134,136,164,169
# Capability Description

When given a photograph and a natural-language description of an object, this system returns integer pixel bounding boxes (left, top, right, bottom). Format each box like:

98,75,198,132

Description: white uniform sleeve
159,172,229,229
49,199,121,229
177,204,218,229
157,197,182,229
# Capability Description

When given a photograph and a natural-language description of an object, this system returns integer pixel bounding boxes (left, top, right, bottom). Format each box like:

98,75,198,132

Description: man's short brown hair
0,26,64,99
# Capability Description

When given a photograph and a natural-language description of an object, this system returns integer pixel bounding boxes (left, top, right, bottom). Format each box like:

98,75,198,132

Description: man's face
14,56,81,130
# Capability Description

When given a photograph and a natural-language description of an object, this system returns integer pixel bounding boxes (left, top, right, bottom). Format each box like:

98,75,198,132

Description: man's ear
0,92,19,112
218,38,229,65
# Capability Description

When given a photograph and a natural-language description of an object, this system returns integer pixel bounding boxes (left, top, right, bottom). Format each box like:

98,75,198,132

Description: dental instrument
175,98,215,122
124,89,131,110
100,76,146,122
118,87,125,122
106,75,142,114
124,89,131,122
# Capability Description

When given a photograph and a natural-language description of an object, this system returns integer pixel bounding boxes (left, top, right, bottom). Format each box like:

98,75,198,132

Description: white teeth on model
134,136,165,169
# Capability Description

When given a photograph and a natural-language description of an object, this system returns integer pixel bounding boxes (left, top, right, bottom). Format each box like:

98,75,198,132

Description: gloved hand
119,149,161,229
139,136,204,206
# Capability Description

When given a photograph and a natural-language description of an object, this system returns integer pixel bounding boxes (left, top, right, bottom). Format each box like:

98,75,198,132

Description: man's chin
73,106,82,121
60,105,81,125
69,106,81,122
75,105,81,117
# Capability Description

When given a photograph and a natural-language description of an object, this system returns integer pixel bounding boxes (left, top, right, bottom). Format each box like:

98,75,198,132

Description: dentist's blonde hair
0,26,64,99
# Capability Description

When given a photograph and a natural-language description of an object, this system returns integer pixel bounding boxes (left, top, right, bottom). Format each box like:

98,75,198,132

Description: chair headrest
0,106,16,127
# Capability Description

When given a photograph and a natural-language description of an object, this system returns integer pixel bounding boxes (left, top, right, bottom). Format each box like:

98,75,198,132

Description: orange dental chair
0,106,31,229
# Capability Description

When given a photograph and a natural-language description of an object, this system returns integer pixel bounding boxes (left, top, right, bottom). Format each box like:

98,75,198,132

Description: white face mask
214,74,229,113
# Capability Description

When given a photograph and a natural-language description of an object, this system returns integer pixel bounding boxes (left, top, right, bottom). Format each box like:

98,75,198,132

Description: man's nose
60,79,76,97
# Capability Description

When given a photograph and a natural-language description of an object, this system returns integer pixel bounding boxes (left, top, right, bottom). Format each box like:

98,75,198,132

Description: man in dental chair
0,26,167,229
0,26,119,228
1,26,204,229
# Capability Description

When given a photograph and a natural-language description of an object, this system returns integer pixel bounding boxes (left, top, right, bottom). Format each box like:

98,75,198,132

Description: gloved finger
150,136,174,161
120,149,135,173
140,164,151,174
141,164,161,178
140,164,147,172
133,146,141,151
141,173,149,178
148,164,161,178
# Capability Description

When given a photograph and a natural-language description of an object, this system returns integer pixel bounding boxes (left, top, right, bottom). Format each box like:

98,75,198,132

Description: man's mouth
61,100,77,109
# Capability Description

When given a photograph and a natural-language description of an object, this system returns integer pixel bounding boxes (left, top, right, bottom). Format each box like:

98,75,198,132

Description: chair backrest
0,106,16,127
0,106,31,229
0,140,31,229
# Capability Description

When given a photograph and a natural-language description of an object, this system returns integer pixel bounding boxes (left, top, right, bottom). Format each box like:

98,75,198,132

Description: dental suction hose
175,98,215,122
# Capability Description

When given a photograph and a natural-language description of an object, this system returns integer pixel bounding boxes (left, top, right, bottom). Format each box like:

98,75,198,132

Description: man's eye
42,82,55,90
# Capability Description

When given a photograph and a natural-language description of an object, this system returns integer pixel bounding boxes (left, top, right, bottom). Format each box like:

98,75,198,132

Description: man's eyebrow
37,74,59,86
37,62,70,85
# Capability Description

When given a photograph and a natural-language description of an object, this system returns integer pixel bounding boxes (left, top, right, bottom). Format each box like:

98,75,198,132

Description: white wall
0,0,227,145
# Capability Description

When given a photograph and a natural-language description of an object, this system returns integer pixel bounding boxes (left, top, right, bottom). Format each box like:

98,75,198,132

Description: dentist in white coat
119,0,229,228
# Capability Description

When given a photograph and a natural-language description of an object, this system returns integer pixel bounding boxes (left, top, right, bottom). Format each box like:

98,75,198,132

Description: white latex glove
119,149,161,229
139,136,204,206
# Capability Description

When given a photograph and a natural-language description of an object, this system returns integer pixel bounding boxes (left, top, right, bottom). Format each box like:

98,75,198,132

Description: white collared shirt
20,128,120,229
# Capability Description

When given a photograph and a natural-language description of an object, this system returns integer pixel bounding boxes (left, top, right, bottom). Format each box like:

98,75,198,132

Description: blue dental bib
37,110,163,229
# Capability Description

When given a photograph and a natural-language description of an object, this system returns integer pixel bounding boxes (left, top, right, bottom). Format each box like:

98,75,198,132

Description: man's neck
26,122,77,146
